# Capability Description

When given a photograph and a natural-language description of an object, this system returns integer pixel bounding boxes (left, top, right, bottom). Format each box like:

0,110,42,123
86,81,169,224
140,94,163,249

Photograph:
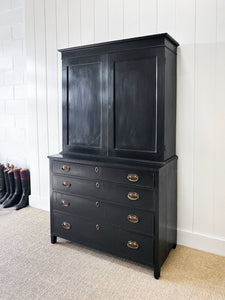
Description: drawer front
53,212,108,248
101,181,154,211
52,212,153,265
52,161,101,179
102,167,154,188
105,204,154,236
52,192,104,221
52,175,100,197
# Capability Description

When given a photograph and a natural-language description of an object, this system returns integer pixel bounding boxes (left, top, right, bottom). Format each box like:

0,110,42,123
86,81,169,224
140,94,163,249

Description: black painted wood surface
49,33,178,279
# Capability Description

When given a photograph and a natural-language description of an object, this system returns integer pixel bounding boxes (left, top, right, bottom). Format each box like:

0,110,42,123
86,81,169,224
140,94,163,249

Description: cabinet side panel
158,158,177,268
164,49,177,160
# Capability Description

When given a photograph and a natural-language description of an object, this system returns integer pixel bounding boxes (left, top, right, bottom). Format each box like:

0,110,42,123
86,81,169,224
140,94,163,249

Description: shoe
0,164,6,199
2,167,15,206
16,169,30,210
0,164,11,204
3,168,22,208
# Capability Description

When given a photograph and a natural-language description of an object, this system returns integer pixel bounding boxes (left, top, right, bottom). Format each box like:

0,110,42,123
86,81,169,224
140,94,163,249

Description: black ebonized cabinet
49,33,179,279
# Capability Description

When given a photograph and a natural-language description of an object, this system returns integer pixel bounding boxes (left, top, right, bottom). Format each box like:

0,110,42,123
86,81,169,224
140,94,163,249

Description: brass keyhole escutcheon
95,166,99,173
96,224,100,231
95,201,100,208
96,182,100,189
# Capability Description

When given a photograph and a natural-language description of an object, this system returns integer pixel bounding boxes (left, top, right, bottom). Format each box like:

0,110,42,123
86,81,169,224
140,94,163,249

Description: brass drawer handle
96,182,100,189
95,166,99,173
127,214,139,224
95,201,100,208
127,192,139,201
127,173,139,182
62,181,71,188
61,221,71,230
96,224,100,231
127,240,139,250
61,200,70,207
62,165,70,172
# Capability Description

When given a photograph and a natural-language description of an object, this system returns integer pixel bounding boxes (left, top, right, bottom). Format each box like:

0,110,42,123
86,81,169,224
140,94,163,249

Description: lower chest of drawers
49,156,177,279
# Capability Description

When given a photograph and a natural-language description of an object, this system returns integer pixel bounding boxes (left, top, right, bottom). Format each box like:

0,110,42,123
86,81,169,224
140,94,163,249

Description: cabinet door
108,48,165,160
62,55,107,155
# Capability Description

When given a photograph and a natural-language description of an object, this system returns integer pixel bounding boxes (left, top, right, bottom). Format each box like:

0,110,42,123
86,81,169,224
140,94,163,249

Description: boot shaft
13,169,22,195
0,164,5,191
20,169,30,196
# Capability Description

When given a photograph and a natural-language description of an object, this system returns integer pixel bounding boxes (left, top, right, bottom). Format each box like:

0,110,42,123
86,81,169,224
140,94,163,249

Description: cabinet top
58,33,179,56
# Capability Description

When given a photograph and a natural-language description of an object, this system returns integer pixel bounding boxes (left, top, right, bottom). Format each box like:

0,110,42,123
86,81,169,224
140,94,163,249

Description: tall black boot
2,168,15,206
0,166,10,204
3,169,22,208
16,169,30,210
0,164,6,199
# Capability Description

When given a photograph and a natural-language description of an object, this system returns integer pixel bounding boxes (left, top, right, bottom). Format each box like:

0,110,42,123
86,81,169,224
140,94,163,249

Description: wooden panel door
62,54,107,155
108,48,165,160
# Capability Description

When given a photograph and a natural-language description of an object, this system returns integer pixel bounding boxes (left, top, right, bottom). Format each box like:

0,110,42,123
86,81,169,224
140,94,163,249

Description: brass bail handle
127,173,139,183
127,192,139,201
62,165,70,172
127,240,139,250
61,222,71,230
62,181,71,188
127,214,139,224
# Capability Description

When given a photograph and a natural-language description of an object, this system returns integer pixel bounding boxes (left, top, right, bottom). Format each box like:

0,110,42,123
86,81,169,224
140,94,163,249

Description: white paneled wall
0,0,28,167
22,0,225,256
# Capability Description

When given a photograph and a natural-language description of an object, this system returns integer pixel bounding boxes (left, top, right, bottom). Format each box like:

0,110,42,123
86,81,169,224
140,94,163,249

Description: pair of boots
0,165,30,210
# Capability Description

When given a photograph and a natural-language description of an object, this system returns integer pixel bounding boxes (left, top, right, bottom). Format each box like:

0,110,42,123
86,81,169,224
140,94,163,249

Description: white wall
0,0,28,167
14,0,225,256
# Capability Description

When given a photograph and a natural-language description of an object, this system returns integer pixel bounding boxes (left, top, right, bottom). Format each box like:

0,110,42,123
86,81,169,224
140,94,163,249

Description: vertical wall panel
34,0,49,208
45,0,60,155
95,0,108,43
81,0,94,45
175,0,195,44
56,0,68,151
24,0,40,205
24,0,225,252
139,0,157,36
214,0,225,238
176,0,195,232
194,0,217,234
68,0,81,46
108,0,123,40
56,0,69,49
123,0,139,38
157,0,176,36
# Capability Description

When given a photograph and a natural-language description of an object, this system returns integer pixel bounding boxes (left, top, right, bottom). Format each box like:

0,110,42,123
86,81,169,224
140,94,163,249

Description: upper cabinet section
60,34,179,161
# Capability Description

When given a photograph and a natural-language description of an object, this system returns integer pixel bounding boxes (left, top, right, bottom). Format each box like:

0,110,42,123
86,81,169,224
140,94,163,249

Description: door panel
62,55,107,155
108,48,165,160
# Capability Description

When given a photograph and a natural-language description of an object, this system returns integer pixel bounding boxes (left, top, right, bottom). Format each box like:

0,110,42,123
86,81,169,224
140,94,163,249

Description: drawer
52,212,153,266
52,192,104,221
52,161,101,179
105,204,154,236
53,212,108,248
102,167,154,188
52,175,101,197
101,181,154,211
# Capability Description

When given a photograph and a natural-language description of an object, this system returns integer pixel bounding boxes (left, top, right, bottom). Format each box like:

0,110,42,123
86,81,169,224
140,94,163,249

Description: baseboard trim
177,229,225,257
29,195,50,211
